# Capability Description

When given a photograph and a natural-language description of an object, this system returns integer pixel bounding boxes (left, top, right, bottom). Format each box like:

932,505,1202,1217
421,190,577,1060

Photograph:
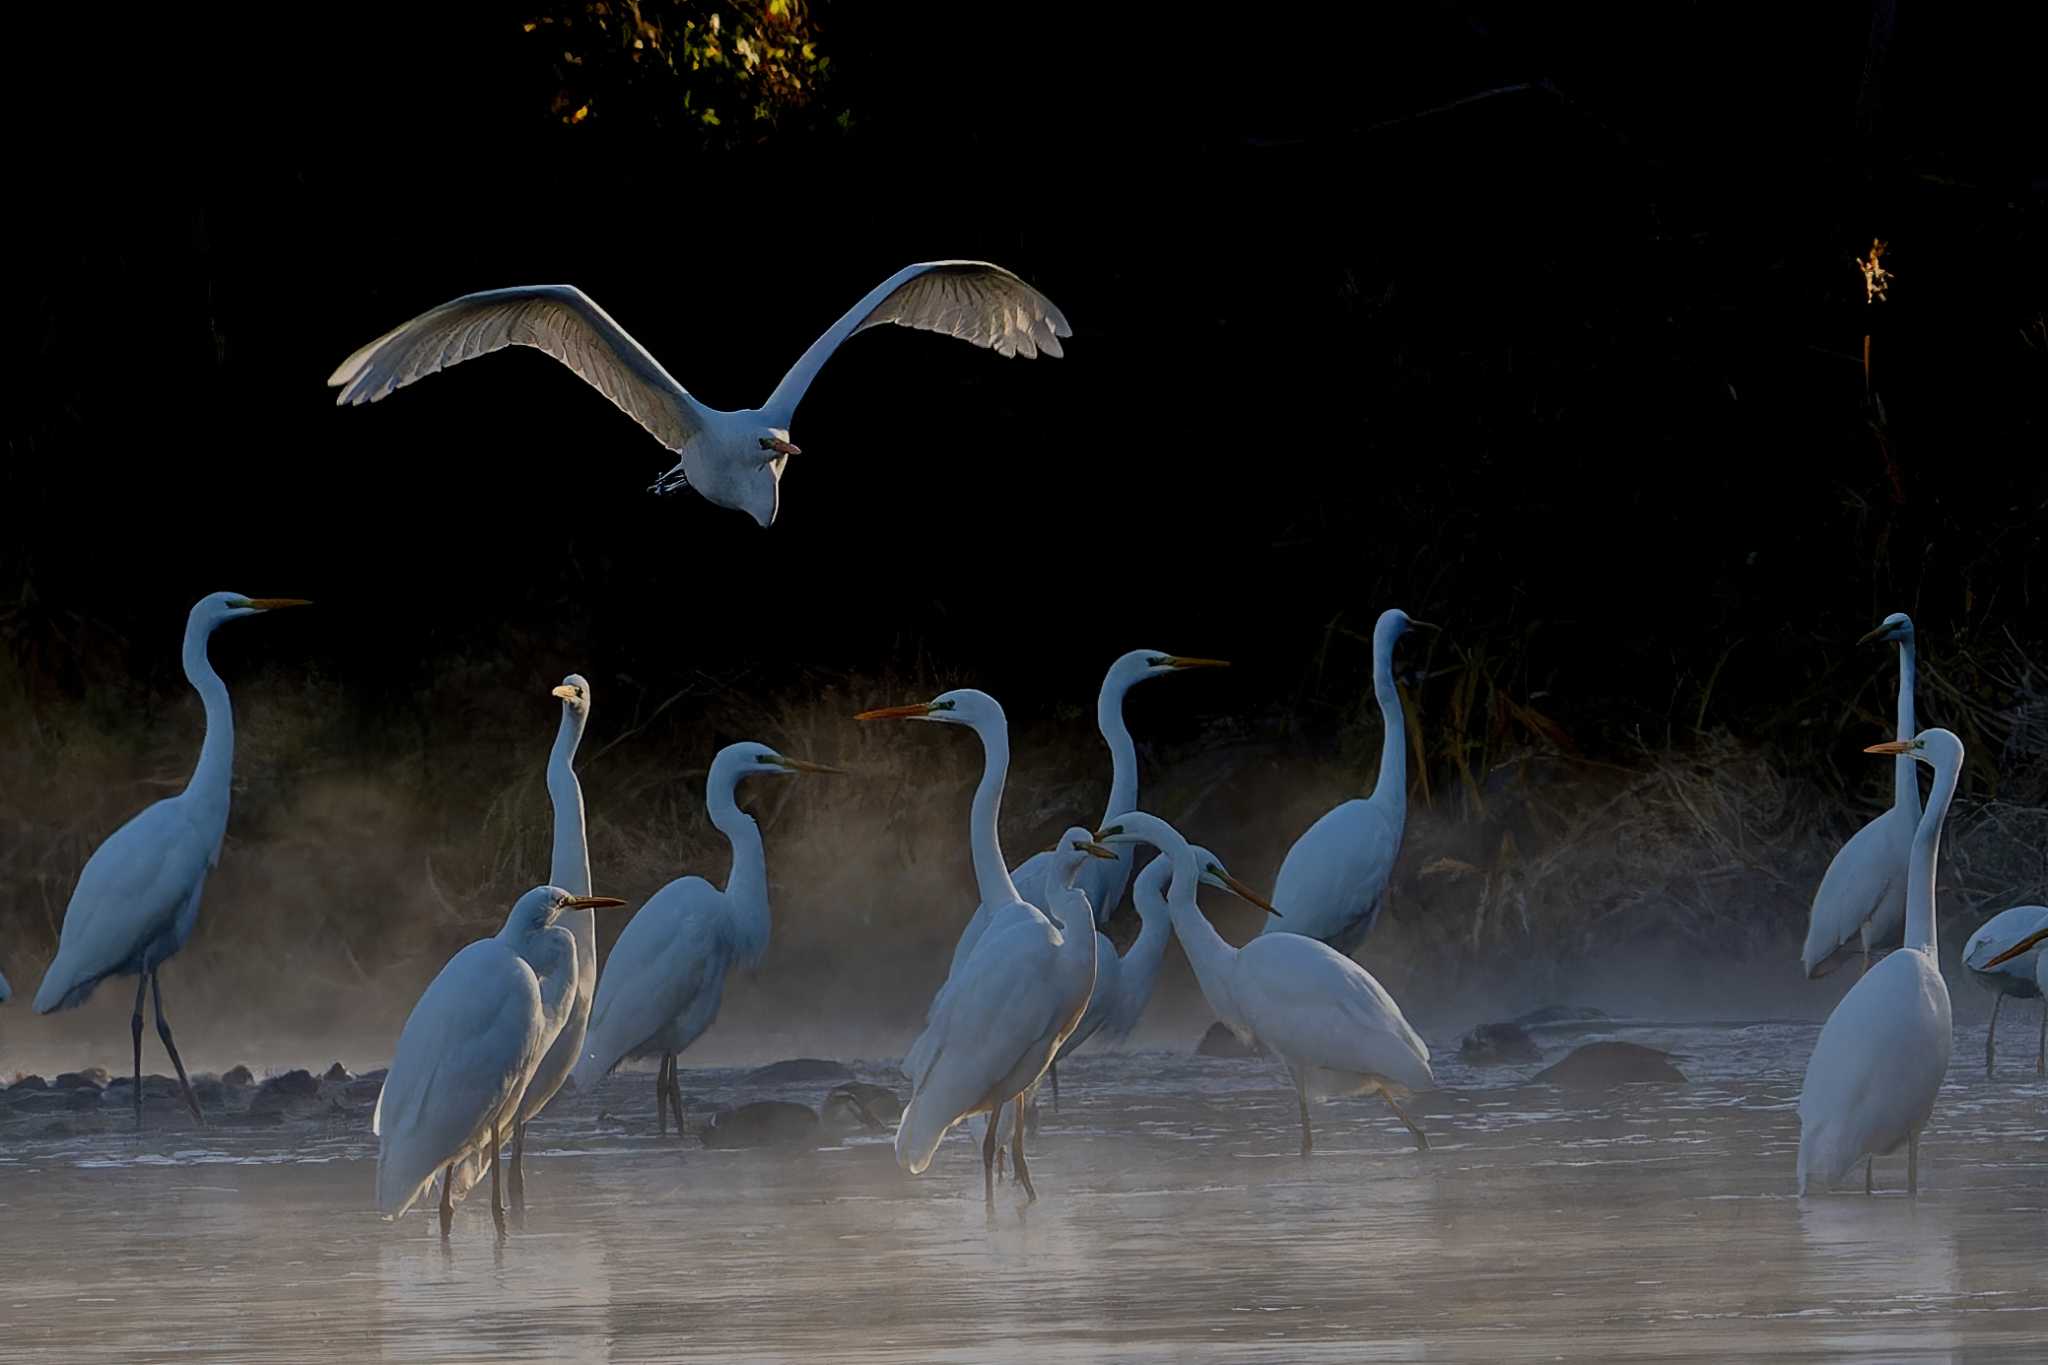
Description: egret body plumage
1263,609,1433,955
1961,904,2048,1077
329,263,1070,527
1100,811,1435,1154
32,592,308,1128
571,743,838,1130
1796,729,1961,1196
1801,613,1919,977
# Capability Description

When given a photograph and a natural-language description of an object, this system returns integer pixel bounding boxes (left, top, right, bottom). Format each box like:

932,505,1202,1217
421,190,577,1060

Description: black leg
439,1163,454,1239
510,1120,527,1223
1050,1059,1061,1113
665,1052,686,1137
1295,1070,1313,1157
982,1104,1000,1210
1382,1091,1429,1151
655,1054,669,1135
490,1122,507,1237
1987,995,2002,1078
130,973,148,1130
1010,1095,1037,1204
151,971,204,1125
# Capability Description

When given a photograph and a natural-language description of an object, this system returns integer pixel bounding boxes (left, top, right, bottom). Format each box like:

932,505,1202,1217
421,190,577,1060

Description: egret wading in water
1265,609,1435,956
1098,812,1435,1155
892,828,1111,1209
329,262,1071,527
33,592,309,1129
1796,729,1962,1197
376,887,625,1236
572,744,840,1131
499,675,594,1217
1802,612,1919,977
1961,905,2048,1077
1978,923,2048,1045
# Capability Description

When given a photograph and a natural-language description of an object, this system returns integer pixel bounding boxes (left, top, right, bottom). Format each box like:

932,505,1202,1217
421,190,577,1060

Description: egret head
1858,612,1914,646
551,673,592,719
855,687,1004,732
1093,814,1281,917
1377,608,1439,649
1048,825,1118,884
711,742,844,795
1105,649,1231,695
1979,924,2048,971
504,885,627,940
194,592,311,629
1863,727,1963,773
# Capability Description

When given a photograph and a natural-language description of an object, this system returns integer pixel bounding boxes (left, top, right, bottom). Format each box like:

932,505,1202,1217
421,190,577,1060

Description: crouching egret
572,744,840,1132
376,887,625,1236
1979,923,2048,1005
893,829,1111,1208
329,262,1071,527
1797,729,1962,1196
1098,811,1435,1154
1264,610,1434,956
500,675,595,1215
1961,905,2048,1077
33,592,310,1129
1802,613,1919,977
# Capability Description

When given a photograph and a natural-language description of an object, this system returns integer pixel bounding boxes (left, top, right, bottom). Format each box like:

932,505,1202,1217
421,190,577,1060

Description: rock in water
1533,1042,1686,1086
1458,1022,1542,1065
322,1062,352,1083
743,1058,855,1086
701,1100,821,1149
250,1069,322,1113
222,1065,255,1088
8,1075,49,1092
1196,1021,1263,1058
54,1069,110,1090
821,1082,903,1132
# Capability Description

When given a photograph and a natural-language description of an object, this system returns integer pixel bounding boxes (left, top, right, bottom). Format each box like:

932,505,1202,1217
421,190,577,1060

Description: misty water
2,1016,2044,1363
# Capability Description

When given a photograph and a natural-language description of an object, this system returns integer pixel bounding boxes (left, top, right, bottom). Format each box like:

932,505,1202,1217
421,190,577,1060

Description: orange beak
563,896,627,910
1165,656,1230,670
1980,925,2048,970
855,702,936,721
242,598,312,610
1221,873,1282,917
1864,740,1914,756
768,437,801,456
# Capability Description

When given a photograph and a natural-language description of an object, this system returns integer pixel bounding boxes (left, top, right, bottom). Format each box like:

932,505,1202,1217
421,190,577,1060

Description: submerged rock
8,1075,49,1092
1458,1022,1542,1065
192,1080,228,1111
221,1065,255,1088
701,1100,821,1149
1534,1042,1686,1086
1196,1022,1263,1058
821,1082,903,1132
54,1068,110,1090
250,1069,321,1113
743,1058,855,1086
322,1062,352,1084
104,1075,183,1100
346,1078,385,1105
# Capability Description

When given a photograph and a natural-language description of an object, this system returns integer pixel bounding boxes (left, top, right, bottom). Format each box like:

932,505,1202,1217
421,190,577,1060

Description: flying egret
1961,905,2048,1077
893,828,1112,1208
498,674,595,1214
1262,609,1435,955
1802,613,1920,977
375,886,625,1236
1796,729,1962,1197
1098,811,1435,1155
328,263,1071,527
33,592,309,1128
571,743,839,1131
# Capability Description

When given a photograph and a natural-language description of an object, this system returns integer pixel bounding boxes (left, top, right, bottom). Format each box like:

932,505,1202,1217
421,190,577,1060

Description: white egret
892,827,1111,1207
1961,905,2048,1077
1802,612,1920,977
32,592,309,1128
1796,729,1961,1196
1978,922,2048,1031
500,674,595,1213
571,743,839,1130
375,886,625,1236
1262,609,1434,955
1099,811,1435,1154
329,263,1071,527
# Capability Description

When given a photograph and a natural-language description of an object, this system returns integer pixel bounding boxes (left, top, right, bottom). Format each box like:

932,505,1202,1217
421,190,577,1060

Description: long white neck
546,704,595,1007
967,717,1021,908
1114,863,1175,1022
1162,847,1239,1020
1371,629,1407,807
709,764,771,966
182,611,235,836
1903,751,1956,954
1082,675,1141,919
1893,637,1919,815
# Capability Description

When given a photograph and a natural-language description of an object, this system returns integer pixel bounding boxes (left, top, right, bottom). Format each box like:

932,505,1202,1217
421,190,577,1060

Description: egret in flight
572,743,840,1131
894,829,1111,1208
499,675,594,1215
376,886,625,1236
1802,613,1920,977
1263,609,1434,955
328,262,1071,527
1797,729,1961,1197
1098,811,1435,1154
1961,904,2048,1077
33,592,309,1128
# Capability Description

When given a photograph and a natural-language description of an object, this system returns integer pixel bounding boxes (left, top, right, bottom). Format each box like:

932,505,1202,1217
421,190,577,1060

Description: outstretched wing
328,285,711,451
762,262,1070,422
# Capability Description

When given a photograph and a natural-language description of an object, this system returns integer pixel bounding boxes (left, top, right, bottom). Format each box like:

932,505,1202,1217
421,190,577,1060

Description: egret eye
931,699,955,712
758,437,775,450
1147,656,1169,667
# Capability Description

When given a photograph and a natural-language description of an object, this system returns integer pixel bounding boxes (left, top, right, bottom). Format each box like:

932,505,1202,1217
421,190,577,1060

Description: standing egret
1262,609,1434,955
1978,922,2048,1011
1099,811,1435,1154
1796,729,1962,1196
1802,613,1919,977
1961,905,2048,1077
375,886,625,1236
501,674,595,1214
329,263,1071,528
33,592,309,1128
893,829,1111,1207
571,743,839,1131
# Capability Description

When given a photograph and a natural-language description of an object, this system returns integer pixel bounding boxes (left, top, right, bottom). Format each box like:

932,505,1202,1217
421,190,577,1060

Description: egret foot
1382,1092,1429,1151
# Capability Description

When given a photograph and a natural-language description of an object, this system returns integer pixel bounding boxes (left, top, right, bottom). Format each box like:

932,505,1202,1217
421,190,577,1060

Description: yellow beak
242,598,312,610
1221,872,1282,917
1076,840,1118,860
1864,740,1914,756
855,702,937,721
1165,656,1231,670
551,685,580,701
1980,925,2048,970
772,755,845,775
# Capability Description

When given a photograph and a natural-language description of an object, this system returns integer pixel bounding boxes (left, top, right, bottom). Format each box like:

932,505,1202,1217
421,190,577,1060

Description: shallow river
2,1017,2043,1362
